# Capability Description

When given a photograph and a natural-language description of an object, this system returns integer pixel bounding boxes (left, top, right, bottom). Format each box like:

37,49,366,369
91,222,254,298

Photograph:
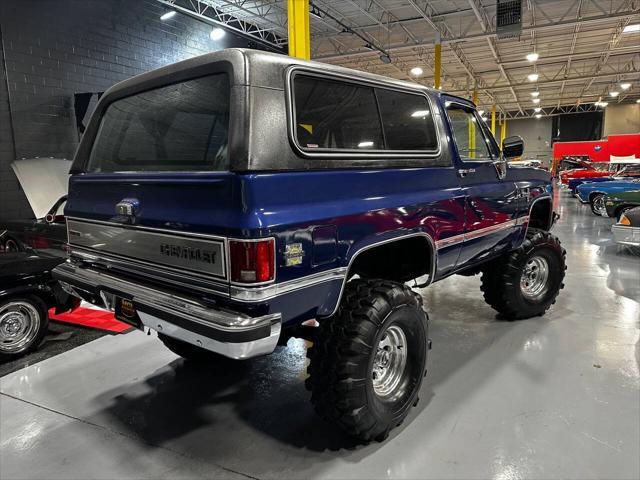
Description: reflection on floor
1,192,639,480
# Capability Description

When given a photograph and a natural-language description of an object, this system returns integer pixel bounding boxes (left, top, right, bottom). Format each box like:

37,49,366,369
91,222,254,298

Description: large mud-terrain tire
305,279,428,442
158,333,231,363
0,295,49,359
481,228,566,319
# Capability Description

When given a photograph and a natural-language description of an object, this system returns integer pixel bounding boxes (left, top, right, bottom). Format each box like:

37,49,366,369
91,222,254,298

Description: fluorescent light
637,99,640,103
619,82,631,90
534,107,542,113
160,11,176,20
410,67,423,76
532,98,540,104
596,101,608,107
622,24,640,33
478,110,485,115
481,117,488,122
610,91,620,97
526,52,539,62
531,91,540,97
528,73,539,82
411,110,430,117
535,114,542,119
210,28,225,41
358,141,374,148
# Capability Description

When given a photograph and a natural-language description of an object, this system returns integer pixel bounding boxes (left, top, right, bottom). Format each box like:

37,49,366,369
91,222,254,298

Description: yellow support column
491,105,496,137
500,116,507,147
288,0,310,60
434,33,441,90
469,88,478,158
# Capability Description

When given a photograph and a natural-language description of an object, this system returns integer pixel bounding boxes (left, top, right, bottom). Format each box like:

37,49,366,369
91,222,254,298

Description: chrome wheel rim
593,196,607,216
372,325,407,398
520,256,550,301
0,301,41,353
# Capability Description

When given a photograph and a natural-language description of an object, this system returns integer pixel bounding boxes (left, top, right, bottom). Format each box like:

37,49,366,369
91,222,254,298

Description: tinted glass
88,74,230,172
376,89,438,150
294,75,384,150
446,105,493,161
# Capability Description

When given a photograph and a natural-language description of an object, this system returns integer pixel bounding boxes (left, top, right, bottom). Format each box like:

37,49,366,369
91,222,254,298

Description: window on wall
445,104,494,161
292,74,439,153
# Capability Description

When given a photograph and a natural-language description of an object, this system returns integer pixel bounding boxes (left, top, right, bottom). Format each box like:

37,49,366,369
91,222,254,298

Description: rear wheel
481,228,566,319
0,296,49,359
305,279,428,442
590,194,606,216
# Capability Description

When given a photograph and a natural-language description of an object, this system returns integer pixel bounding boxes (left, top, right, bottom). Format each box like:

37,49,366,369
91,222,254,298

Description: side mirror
502,135,524,159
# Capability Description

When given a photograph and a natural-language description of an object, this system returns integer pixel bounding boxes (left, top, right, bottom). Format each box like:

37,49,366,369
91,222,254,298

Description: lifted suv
54,49,566,442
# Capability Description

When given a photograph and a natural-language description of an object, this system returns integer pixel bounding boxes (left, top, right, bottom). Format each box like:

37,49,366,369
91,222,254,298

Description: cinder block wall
0,0,262,220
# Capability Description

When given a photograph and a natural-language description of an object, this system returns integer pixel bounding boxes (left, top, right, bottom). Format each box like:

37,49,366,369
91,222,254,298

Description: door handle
457,168,476,178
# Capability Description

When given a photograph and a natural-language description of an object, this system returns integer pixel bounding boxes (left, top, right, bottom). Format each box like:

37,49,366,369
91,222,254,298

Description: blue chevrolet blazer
53,49,566,442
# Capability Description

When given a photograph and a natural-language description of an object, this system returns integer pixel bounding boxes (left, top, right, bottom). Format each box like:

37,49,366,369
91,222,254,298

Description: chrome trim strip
230,267,347,302
327,232,438,317
435,217,526,249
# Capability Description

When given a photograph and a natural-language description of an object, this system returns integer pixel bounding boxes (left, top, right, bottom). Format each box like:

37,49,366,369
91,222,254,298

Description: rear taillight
229,239,275,283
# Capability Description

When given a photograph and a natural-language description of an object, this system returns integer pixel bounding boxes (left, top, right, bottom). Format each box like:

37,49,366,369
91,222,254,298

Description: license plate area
114,296,143,329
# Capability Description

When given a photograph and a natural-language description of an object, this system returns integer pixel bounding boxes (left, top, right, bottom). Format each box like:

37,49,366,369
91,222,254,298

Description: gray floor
1,192,639,480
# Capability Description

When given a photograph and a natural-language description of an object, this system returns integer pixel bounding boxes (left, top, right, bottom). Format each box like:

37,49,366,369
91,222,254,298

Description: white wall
495,117,553,166
604,103,640,136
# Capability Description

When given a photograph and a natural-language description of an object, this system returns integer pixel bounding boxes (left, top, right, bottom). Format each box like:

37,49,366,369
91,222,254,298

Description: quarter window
293,75,384,150
375,89,438,150
292,74,438,153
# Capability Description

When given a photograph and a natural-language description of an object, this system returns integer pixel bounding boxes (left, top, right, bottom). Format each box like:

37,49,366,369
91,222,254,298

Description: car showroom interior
0,1,639,479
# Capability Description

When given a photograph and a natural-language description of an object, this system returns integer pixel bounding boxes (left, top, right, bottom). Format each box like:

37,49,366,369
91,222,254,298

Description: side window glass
445,104,494,162
375,89,438,150
293,75,384,150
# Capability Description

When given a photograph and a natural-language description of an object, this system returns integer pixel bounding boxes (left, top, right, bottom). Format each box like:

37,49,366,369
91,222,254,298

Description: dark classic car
603,189,640,220
0,158,78,359
611,206,640,248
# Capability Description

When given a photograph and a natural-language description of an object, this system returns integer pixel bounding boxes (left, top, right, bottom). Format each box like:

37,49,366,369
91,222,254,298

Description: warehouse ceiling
161,0,640,118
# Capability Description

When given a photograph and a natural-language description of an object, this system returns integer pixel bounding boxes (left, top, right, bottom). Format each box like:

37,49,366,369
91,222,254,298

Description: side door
443,99,520,268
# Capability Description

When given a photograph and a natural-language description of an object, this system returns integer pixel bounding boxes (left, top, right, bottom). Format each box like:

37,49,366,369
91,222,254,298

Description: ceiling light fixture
531,91,540,97
358,141,374,148
411,110,430,117
535,114,542,119
528,73,539,82
526,52,539,62
610,91,620,97
620,82,631,90
210,28,225,41
622,24,640,33
534,107,542,113
532,98,540,104
410,67,423,76
595,101,608,108
160,11,176,20
478,110,485,115
637,99,640,103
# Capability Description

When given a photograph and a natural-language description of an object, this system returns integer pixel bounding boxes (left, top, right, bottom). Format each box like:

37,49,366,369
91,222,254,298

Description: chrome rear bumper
611,225,640,247
53,261,281,359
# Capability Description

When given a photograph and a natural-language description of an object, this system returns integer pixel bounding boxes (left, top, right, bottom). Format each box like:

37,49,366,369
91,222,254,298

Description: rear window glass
294,75,384,150
376,89,438,150
293,74,438,153
87,74,230,172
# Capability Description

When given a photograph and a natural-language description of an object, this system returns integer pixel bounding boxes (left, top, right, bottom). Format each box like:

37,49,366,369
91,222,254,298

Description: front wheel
481,229,566,319
590,194,607,216
0,296,49,359
306,279,428,442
